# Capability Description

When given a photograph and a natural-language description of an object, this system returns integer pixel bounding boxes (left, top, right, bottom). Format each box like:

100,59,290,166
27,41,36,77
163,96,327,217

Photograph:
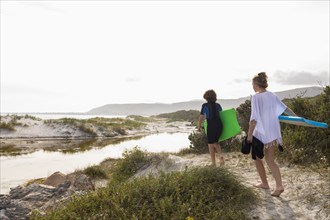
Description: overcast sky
1,0,329,113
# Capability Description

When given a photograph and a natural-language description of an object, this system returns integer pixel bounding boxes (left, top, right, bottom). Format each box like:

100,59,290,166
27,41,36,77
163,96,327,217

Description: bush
236,99,251,135
83,165,108,179
31,167,257,220
280,86,330,166
112,147,152,181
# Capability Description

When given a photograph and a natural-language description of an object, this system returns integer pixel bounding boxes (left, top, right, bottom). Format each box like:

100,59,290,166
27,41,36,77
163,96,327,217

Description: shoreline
1,117,195,195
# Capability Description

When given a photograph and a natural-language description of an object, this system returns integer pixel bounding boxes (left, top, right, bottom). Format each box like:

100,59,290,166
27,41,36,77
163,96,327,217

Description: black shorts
206,120,222,144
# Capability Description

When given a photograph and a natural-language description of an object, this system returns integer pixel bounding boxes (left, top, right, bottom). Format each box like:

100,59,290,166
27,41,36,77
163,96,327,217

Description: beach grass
83,165,108,179
43,117,146,136
30,147,258,220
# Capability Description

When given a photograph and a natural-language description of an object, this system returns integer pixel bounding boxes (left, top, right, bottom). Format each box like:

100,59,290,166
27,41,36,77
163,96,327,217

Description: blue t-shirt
200,102,222,120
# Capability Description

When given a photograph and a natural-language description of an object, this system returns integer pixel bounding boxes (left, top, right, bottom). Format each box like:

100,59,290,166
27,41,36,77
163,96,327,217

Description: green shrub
112,147,152,181
280,86,330,166
83,165,108,179
188,131,209,154
31,167,257,220
176,147,199,155
236,99,251,135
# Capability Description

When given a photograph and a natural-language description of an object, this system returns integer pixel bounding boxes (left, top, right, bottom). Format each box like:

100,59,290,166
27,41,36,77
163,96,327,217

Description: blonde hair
253,72,268,89
203,89,217,102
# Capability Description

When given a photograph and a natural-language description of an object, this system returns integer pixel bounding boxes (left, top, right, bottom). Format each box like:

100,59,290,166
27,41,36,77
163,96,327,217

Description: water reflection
0,136,146,156
0,132,191,194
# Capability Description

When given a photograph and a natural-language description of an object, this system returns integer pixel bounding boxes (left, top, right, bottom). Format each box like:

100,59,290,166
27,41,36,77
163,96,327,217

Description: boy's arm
198,115,204,131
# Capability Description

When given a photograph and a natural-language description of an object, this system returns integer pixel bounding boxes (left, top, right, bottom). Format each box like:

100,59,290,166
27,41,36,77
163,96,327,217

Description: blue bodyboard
279,116,328,129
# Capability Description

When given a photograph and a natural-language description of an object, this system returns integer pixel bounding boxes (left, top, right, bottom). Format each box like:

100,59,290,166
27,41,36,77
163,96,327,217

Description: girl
247,72,297,197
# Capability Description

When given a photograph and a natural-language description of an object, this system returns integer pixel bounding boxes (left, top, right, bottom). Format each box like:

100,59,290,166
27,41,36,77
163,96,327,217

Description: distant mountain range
87,86,324,116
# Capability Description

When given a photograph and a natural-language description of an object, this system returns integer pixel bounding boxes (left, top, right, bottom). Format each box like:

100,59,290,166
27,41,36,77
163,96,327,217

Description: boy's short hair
203,89,217,102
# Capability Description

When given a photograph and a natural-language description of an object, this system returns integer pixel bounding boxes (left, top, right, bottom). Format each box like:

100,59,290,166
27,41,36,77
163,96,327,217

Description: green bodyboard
203,108,241,142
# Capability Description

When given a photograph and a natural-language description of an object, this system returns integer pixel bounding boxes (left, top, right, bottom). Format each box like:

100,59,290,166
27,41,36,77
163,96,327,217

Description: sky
1,0,329,113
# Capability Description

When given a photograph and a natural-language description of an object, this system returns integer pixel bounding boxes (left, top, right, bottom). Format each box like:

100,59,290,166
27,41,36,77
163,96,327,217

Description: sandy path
178,152,329,220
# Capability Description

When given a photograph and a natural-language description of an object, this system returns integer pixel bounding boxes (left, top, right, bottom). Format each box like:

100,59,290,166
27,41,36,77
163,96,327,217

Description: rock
68,173,94,191
0,209,10,220
43,171,67,187
0,172,95,219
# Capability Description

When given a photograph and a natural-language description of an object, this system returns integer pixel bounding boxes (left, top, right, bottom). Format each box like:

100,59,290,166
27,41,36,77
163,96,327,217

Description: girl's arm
284,107,297,116
247,120,256,143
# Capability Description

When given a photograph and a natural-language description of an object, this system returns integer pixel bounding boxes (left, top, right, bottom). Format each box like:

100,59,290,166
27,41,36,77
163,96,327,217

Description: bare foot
220,157,225,166
271,188,284,197
254,183,270,189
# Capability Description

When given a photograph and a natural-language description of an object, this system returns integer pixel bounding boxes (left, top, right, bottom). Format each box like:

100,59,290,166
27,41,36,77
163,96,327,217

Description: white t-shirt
250,91,287,145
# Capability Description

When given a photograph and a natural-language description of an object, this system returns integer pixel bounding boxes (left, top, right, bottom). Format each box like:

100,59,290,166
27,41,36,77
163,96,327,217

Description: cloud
272,71,329,85
232,78,250,83
125,77,141,83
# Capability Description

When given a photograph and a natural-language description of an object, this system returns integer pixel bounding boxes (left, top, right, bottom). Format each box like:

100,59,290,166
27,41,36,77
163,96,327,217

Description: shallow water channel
0,132,191,194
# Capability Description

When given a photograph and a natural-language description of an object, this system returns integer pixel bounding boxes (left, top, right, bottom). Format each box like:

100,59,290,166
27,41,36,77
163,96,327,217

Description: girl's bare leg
265,145,284,196
255,157,270,189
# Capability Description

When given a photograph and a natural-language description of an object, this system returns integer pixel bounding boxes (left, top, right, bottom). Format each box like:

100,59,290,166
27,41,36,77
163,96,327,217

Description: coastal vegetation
0,114,42,131
156,110,199,124
126,115,156,122
31,148,257,220
1,115,146,137
280,86,330,166
44,117,146,136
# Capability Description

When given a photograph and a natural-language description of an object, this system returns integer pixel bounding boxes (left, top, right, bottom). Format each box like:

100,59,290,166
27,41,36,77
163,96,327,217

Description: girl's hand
247,135,253,143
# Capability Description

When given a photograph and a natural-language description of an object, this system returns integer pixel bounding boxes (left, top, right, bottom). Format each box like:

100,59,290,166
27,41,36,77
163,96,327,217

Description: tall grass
0,114,26,130
44,117,146,136
31,148,257,220
126,115,155,122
